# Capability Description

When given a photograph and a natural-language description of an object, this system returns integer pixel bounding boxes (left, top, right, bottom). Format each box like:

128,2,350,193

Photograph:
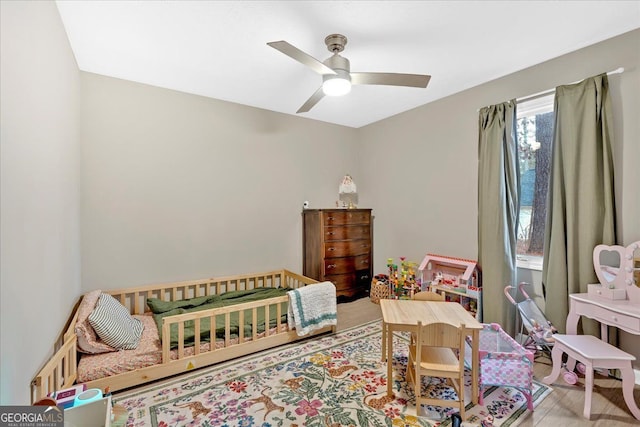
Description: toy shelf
419,253,482,321
430,284,482,320
430,284,472,298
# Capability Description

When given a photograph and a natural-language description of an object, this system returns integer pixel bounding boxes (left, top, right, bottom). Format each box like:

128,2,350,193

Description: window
516,95,554,269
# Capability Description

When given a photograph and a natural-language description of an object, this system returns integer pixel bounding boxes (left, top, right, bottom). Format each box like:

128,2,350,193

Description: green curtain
542,74,616,335
478,100,519,336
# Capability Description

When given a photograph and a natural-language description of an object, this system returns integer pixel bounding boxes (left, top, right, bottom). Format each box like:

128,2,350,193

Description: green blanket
147,287,290,349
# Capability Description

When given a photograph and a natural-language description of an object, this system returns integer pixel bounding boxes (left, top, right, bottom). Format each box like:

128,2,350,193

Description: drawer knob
327,264,337,269
361,260,369,264
327,247,336,252
327,216,335,220
327,232,334,235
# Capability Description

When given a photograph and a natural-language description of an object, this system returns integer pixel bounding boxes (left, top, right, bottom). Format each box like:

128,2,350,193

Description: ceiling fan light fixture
322,70,351,96
267,33,430,112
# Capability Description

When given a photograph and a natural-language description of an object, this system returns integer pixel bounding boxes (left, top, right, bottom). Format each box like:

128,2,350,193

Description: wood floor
337,297,640,426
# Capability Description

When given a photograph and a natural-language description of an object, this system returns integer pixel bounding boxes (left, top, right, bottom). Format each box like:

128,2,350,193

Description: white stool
542,334,639,420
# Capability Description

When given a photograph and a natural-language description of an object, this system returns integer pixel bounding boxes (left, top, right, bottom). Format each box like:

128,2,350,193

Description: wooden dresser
302,208,373,299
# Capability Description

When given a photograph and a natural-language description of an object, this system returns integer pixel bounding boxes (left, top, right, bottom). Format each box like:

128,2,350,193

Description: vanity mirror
591,241,640,303
593,244,625,289
625,241,640,303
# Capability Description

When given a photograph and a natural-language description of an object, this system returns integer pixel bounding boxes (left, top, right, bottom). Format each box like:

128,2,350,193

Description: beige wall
359,28,639,273
80,73,359,289
358,28,640,361
82,29,638,357
0,1,81,404
1,2,637,404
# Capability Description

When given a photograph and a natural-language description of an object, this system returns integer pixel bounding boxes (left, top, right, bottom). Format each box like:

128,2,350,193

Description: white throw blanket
287,281,337,336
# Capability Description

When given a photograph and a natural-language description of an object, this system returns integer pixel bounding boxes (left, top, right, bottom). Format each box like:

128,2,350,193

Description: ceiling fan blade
296,87,325,113
351,72,431,88
267,41,337,76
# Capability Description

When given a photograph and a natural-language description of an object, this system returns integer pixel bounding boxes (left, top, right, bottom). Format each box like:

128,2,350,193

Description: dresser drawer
325,273,356,293
355,269,371,287
324,255,370,275
324,240,371,258
322,211,371,226
588,305,640,332
324,225,370,241
303,209,372,299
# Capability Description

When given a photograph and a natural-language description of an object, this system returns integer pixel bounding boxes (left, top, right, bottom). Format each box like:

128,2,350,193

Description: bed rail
31,332,78,404
161,295,289,362
31,269,321,403
106,269,316,315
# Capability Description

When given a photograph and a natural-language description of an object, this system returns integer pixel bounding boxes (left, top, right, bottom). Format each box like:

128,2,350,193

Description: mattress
77,313,288,382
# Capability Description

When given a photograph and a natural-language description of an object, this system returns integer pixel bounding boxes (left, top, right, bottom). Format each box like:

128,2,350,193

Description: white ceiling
55,1,640,128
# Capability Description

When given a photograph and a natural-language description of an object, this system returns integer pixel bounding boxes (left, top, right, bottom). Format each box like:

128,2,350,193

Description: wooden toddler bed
32,269,336,403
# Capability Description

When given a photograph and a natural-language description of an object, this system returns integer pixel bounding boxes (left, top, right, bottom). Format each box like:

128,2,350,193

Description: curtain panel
542,74,617,335
478,100,519,336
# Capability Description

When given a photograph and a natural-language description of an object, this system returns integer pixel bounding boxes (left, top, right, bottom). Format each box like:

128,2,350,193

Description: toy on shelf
419,253,481,294
370,274,390,304
419,253,483,320
385,257,420,299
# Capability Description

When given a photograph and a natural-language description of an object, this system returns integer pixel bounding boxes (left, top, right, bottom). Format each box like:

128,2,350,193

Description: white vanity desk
558,241,640,420
566,240,640,359
566,293,640,339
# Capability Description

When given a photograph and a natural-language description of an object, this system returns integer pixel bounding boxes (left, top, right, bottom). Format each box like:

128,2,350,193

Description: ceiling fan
267,34,431,113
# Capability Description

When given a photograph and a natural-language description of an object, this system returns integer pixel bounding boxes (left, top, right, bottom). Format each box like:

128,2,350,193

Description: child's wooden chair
406,321,467,420
412,290,445,301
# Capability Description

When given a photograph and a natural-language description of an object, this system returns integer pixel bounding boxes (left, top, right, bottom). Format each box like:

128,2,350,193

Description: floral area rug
113,320,551,427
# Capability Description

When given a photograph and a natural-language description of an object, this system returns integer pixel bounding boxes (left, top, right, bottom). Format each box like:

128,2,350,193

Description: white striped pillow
88,293,144,350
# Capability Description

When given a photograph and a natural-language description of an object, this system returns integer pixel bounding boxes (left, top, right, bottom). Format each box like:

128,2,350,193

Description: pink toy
504,283,557,358
465,323,535,411
431,271,444,286
419,253,483,319
419,254,480,292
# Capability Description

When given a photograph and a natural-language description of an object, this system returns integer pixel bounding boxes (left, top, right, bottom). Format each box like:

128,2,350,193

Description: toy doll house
419,253,482,320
